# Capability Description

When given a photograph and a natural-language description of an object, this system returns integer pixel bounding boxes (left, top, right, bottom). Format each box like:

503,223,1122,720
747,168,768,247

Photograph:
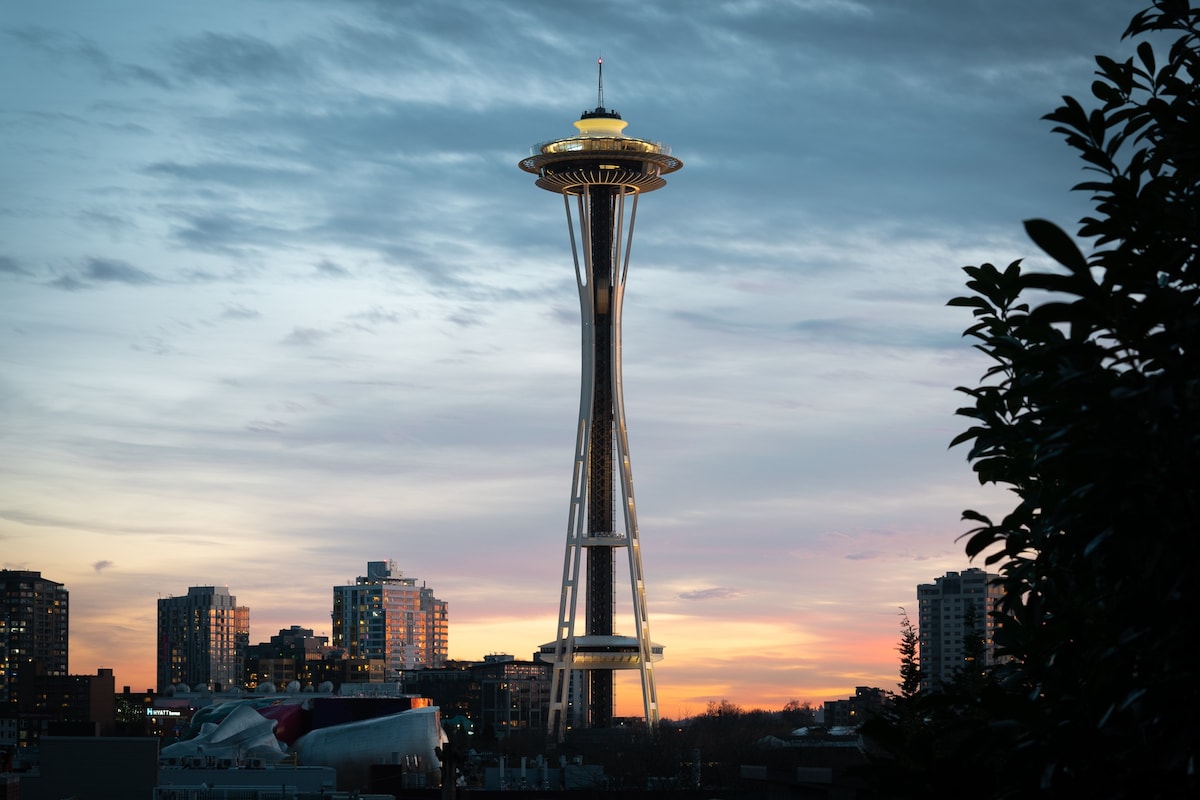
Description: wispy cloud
0,256,31,276
83,257,158,285
144,160,314,189
46,258,159,290
3,26,169,88
282,327,332,346
221,304,261,320
169,32,310,86
679,587,745,601
315,260,350,279
48,275,90,292
168,211,291,256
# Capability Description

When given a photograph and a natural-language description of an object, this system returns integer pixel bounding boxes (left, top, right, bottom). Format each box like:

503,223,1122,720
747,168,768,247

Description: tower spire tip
597,55,604,111
582,56,619,120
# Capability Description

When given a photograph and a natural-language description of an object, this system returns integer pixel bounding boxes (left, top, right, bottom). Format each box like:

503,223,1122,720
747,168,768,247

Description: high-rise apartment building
156,586,249,692
331,561,448,678
1,570,68,707
2,571,121,759
917,567,1004,691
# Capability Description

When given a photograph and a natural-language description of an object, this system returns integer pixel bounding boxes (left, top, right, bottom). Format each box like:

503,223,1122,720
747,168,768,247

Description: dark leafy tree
861,2,1199,797
779,699,819,729
944,1,1200,796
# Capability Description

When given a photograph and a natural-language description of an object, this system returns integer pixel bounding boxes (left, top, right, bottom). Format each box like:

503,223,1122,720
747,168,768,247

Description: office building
156,586,250,692
331,561,448,678
917,567,1004,691
518,60,679,738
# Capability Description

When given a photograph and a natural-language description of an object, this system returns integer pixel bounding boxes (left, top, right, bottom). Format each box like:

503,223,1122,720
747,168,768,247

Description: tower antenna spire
597,56,605,111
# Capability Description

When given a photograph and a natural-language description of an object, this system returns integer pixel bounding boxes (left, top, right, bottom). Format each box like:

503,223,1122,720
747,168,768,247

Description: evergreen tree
896,609,921,702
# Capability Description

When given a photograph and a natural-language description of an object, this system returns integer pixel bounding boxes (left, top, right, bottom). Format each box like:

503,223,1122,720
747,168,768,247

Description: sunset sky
1,0,1140,716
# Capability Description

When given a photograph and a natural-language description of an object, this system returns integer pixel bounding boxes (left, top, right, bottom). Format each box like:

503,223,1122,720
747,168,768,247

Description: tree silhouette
896,609,921,702
946,1,1199,796
863,2,1199,796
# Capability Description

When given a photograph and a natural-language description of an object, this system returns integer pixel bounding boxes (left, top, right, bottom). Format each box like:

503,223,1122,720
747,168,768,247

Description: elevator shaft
586,186,616,727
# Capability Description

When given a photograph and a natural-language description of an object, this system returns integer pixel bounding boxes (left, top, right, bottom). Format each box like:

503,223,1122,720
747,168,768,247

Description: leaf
947,296,995,312
1091,80,1118,104
960,509,994,526
963,528,998,559
1022,273,1090,295
949,429,980,448
1095,54,1122,80
1043,95,1090,136
1023,219,1089,274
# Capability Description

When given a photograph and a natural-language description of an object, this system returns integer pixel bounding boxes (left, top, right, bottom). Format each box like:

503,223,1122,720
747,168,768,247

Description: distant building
115,685,166,738
1,569,70,757
17,736,160,800
474,655,550,738
917,567,1004,690
19,668,117,739
244,625,390,692
400,654,551,739
398,660,474,722
1,570,68,706
1,572,118,761
313,651,389,687
245,625,331,689
822,686,888,728
332,561,448,678
156,586,250,692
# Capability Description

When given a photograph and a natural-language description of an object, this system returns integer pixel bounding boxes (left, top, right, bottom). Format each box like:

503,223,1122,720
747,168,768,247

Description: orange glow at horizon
72,605,904,718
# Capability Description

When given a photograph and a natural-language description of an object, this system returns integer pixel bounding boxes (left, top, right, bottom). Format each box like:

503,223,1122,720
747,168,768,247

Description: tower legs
545,186,659,741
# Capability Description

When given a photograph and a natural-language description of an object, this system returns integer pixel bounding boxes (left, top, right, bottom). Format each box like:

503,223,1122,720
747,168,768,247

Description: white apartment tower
917,567,1004,691
331,561,448,678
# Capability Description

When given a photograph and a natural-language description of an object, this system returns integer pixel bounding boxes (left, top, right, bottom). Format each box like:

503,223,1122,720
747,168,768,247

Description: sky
1,0,1144,717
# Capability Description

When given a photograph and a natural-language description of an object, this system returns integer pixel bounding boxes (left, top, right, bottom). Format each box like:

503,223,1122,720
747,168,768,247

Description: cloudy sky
1,0,1141,715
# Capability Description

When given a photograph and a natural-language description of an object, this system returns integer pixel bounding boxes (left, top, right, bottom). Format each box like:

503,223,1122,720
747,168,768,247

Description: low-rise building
822,686,888,729
400,654,551,739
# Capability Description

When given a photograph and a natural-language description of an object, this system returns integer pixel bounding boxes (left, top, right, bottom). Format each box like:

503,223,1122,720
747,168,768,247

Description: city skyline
0,1,1140,716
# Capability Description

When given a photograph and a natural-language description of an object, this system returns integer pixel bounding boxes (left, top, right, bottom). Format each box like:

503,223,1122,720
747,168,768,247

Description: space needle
520,61,682,740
